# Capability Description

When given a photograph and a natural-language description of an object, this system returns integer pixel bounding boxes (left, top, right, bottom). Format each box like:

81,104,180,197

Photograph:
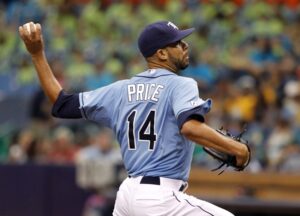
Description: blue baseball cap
138,21,195,58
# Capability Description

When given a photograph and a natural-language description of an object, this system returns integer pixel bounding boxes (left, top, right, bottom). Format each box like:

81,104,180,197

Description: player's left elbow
180,119,203,139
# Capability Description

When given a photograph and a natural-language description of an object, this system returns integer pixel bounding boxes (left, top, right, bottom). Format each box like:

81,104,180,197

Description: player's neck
147,60,178,74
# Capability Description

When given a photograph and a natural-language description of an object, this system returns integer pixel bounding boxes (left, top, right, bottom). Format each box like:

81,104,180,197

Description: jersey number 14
127,110,157,150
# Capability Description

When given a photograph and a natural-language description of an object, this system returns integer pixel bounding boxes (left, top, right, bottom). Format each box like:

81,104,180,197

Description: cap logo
167,21,178,30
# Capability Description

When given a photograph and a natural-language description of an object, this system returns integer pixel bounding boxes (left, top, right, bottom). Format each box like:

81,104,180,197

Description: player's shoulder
175,75,196,83
86,79,130,98
105,79,130,90
171,75,197,88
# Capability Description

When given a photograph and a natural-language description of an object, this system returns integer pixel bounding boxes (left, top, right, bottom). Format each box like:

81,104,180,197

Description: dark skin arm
19,22,62,104
181,119,250,167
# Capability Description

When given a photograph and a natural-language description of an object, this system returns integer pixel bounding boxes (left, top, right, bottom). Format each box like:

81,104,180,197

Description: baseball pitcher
19,21,250,216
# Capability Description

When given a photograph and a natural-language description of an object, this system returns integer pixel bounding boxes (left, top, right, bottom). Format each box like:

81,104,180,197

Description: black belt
138,176,186,192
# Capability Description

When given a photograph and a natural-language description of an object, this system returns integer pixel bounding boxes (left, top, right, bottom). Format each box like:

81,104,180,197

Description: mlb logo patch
149,69,156,74
190,100,200,107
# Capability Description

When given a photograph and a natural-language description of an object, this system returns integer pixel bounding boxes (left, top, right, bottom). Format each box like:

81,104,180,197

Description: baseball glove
203,127,251,175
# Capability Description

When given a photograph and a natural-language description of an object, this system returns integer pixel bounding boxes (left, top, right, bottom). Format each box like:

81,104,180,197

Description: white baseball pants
113,176,234,216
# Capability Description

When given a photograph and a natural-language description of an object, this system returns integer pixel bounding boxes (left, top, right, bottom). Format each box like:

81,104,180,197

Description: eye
167,41,179,48
175,40,181,46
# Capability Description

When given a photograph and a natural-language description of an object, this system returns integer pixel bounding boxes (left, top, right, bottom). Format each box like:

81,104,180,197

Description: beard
178,61,189,70
170,55,189,71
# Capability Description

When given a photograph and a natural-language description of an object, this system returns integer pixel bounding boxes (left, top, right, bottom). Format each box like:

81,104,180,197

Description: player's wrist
243,144,251,167
31,51,45,60
237,144,250,167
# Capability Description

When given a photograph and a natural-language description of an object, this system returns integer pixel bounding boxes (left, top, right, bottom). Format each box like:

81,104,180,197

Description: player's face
166,40,190,70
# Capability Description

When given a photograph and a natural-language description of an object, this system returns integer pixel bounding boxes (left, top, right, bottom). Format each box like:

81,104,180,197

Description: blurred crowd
0,0,300,173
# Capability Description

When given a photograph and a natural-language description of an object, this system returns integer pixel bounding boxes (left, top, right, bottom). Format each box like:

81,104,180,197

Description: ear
156,48,168,61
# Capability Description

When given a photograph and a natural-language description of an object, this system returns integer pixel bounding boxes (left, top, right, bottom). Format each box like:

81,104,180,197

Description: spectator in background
33,134,53,164
224,75,258,122
30,88,52,122
48,126,78,164
85,60,117,90
76,127,122,216
76,127,121,163
278,140,300,172
181,49,216,91
8,129,36,164
265,110,295,170
283,80,300,125
4,0,44,26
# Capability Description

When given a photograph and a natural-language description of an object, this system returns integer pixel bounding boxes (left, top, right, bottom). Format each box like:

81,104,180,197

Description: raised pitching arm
19,22,62,104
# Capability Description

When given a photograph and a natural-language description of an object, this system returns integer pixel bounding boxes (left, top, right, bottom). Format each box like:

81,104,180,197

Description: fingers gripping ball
19,22,43,55
25,23,35,34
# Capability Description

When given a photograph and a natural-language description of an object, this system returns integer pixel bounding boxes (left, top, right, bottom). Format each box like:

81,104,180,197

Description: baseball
24,23,36,34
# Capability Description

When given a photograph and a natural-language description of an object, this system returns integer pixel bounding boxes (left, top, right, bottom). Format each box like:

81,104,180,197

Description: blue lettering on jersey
127,83,164,102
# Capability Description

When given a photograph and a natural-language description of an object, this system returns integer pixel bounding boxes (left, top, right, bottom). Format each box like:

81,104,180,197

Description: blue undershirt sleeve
177,106,205,129
51,90,82,118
